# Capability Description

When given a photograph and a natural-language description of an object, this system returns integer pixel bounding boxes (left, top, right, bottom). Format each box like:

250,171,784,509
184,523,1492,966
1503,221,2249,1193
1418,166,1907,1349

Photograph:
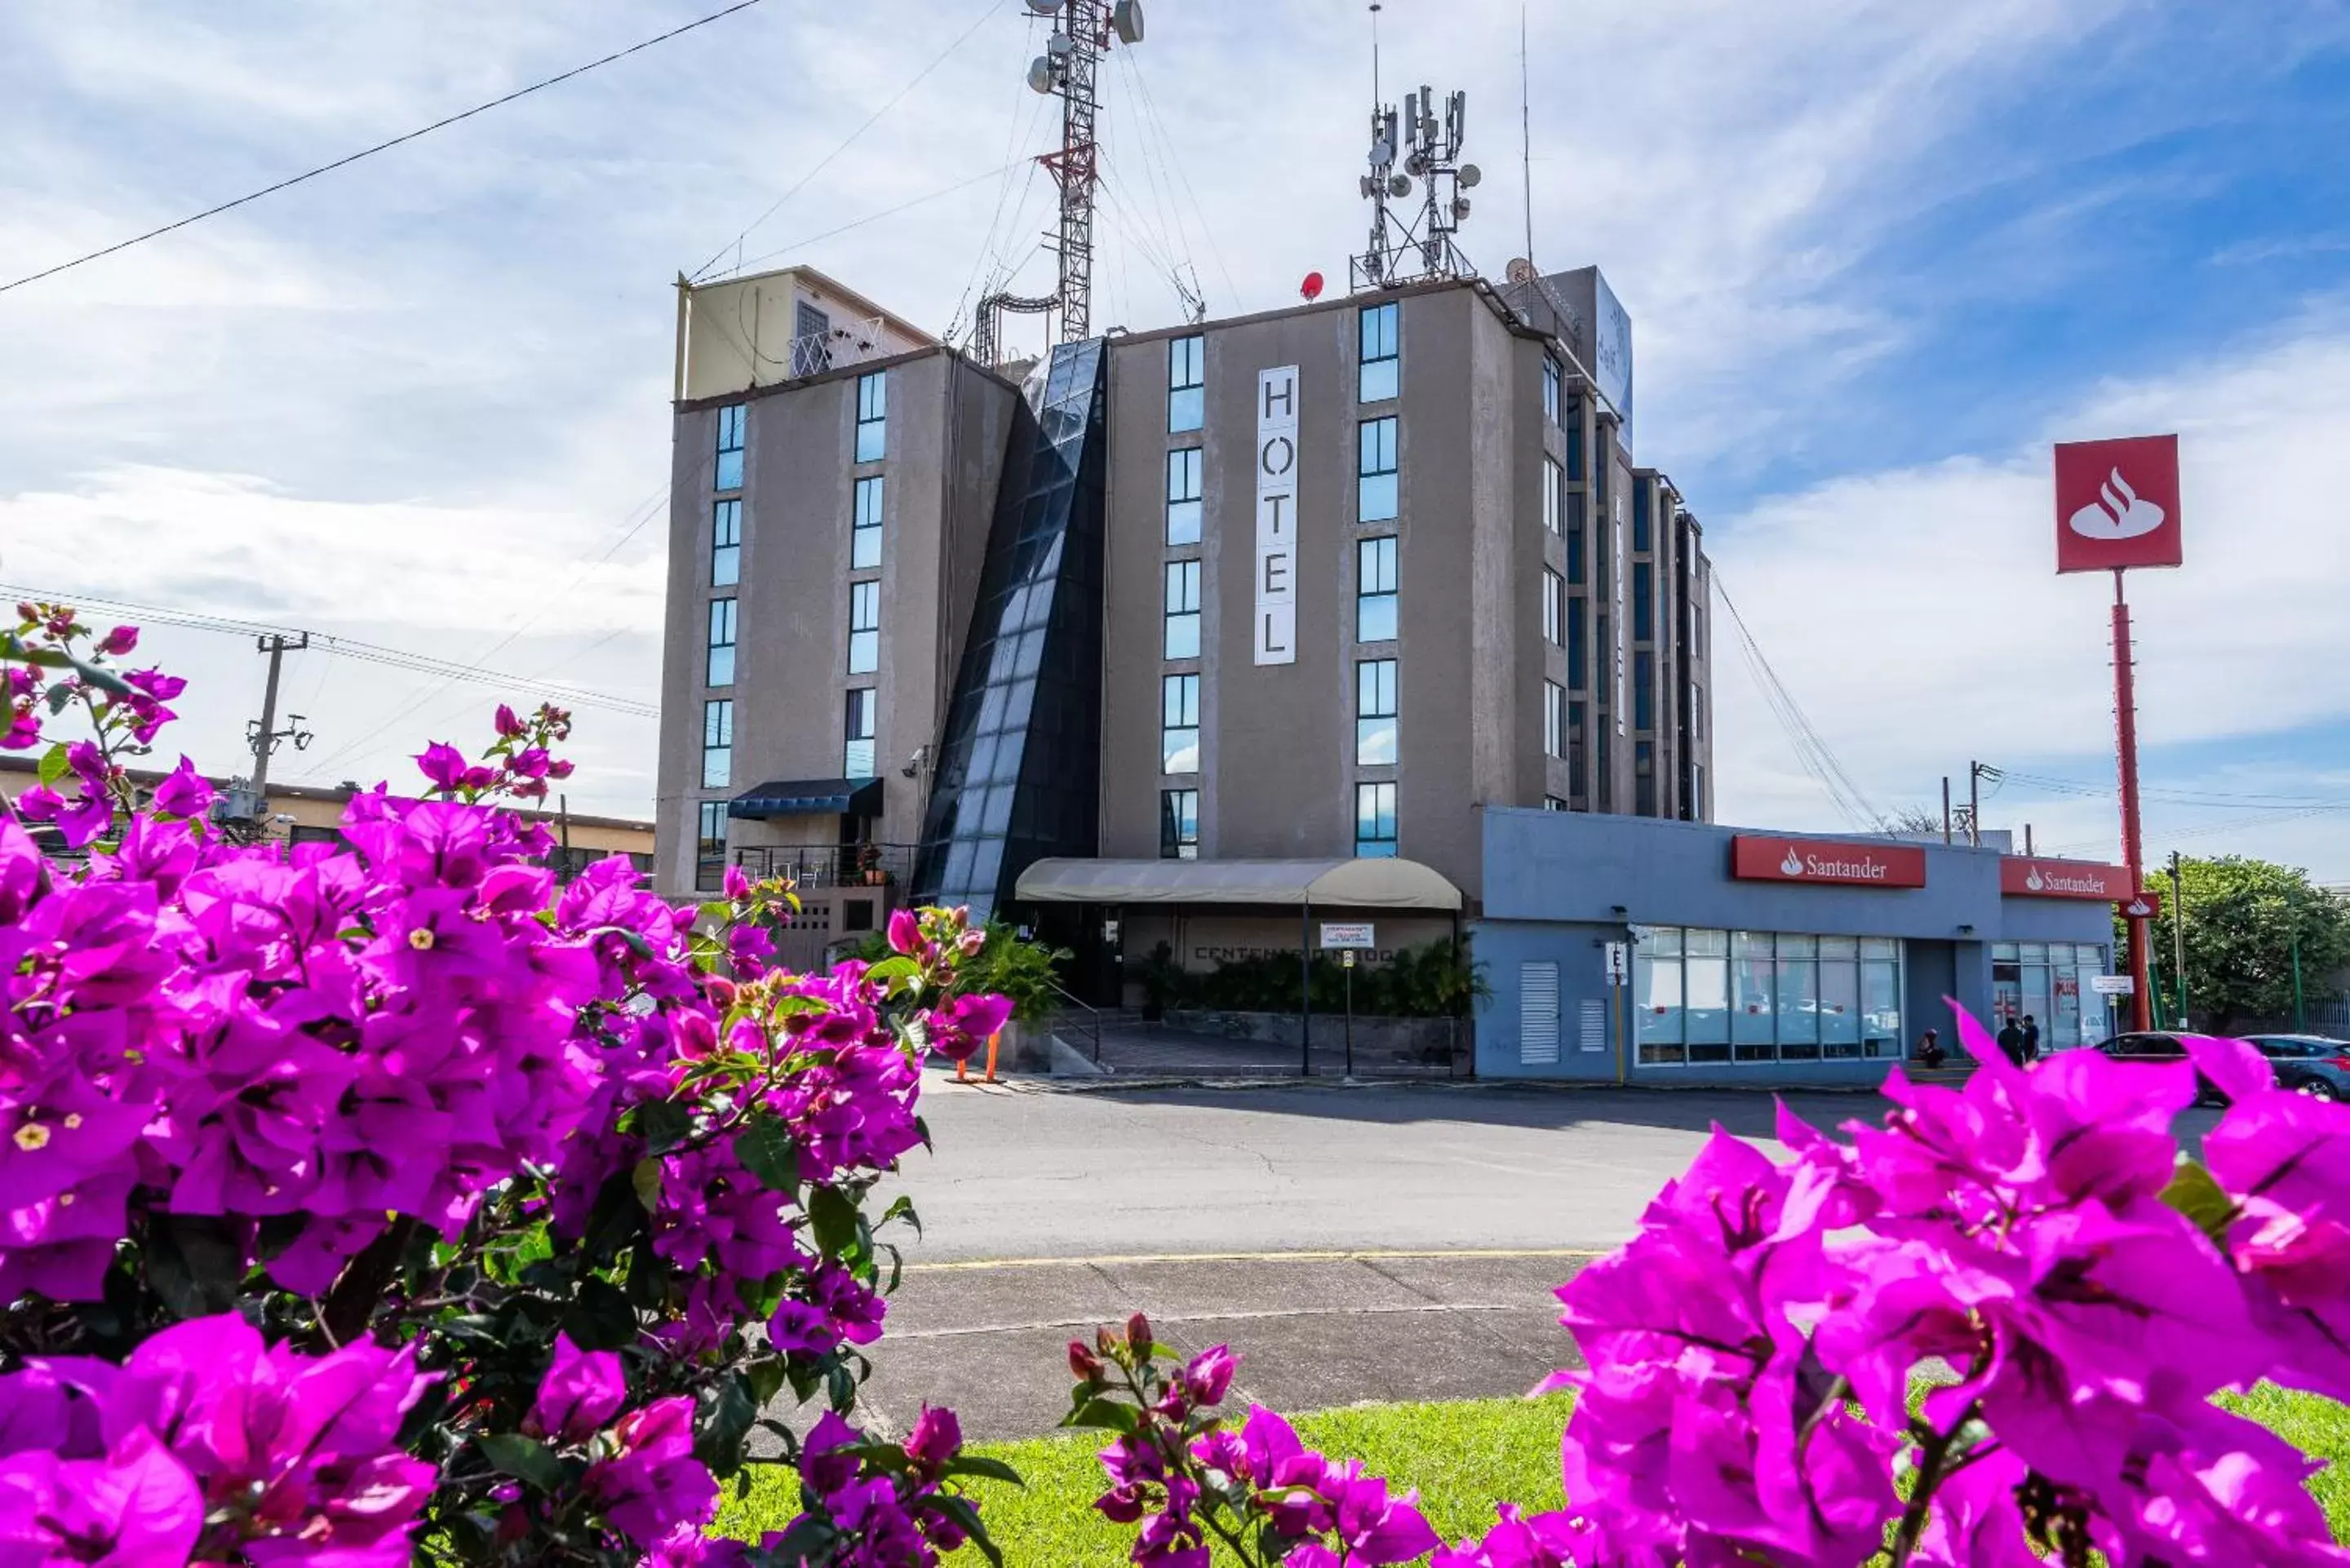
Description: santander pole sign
1730,836,1927,889
2054,434,2182,574
1999,857,2133,901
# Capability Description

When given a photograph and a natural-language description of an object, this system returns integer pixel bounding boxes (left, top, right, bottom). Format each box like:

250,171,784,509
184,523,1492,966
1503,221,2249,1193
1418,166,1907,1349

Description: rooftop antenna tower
1350,25,1480,292
973,0,1146,365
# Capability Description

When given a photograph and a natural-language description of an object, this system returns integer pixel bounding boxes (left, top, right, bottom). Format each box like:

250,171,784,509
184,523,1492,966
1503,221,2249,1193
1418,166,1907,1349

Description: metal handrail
732,843,916,889
1046,979,1105,1066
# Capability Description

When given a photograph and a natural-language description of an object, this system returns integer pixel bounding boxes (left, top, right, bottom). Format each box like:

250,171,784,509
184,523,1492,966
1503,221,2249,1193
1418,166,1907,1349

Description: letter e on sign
2054,435,2182,574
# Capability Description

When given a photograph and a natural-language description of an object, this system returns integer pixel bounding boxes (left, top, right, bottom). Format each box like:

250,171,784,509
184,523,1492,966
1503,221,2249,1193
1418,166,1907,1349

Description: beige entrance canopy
1013,857,1462,911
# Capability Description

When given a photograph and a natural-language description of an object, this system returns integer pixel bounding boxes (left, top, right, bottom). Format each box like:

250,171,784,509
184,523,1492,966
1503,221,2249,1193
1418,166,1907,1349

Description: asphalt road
885,1076,1878,1262
842,1075,2219,1442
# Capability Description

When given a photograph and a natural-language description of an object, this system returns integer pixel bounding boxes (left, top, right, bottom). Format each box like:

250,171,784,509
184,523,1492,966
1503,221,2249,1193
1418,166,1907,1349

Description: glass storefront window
1636,928,1902,1068
1732,932,1776,1062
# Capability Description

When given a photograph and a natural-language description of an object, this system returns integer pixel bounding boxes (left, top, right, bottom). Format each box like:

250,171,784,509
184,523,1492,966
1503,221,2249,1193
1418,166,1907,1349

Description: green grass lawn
712,1389,2350,1563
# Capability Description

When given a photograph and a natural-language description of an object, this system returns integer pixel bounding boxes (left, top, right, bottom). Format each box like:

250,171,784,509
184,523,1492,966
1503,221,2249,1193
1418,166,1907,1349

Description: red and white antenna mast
974,0,1145,363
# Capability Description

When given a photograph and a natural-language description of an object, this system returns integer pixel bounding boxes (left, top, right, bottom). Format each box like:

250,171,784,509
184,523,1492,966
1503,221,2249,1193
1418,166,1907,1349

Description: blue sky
2,0,2348,874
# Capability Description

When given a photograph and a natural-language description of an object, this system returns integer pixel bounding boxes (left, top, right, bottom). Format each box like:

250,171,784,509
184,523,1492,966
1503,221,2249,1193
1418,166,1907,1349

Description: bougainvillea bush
0,605,1011,1566
1063,1009,2350,1566
7,599,2350,1567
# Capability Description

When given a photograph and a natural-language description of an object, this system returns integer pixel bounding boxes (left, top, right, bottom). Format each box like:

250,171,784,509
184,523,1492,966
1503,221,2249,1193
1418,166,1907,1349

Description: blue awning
729,777,882,819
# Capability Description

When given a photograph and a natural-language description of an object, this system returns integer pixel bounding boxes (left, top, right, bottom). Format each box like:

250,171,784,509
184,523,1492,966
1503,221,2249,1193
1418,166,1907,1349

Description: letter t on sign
1254,365,1301,667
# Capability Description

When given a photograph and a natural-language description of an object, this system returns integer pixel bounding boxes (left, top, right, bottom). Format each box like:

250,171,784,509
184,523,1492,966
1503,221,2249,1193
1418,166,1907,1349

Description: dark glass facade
912,340,1109,918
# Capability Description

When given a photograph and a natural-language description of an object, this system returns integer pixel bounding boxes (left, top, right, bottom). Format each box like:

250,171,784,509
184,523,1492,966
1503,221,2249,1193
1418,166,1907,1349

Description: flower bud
1069,1339,1103,1381
1126,1311,1152,1350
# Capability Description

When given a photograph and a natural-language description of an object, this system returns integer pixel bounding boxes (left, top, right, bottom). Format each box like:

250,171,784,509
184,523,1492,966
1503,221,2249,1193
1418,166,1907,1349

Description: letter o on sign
1260,435,1294,481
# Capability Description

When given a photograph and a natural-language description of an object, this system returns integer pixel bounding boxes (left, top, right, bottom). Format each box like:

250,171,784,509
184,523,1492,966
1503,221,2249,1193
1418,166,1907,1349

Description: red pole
2113,569,2153,1030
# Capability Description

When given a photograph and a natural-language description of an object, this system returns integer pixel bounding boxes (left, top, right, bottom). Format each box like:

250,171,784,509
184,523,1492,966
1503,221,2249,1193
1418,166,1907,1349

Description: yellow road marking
901,1247,1606,1273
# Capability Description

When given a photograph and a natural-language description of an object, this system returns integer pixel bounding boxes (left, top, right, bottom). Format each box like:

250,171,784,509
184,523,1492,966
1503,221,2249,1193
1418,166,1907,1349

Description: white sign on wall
2090,974,2135,997
1254,365,1300,666
1319,922,1376,950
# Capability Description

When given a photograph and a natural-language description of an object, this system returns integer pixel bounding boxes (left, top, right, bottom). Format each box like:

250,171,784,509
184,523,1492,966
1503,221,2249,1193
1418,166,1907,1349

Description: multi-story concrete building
654,260,1714,976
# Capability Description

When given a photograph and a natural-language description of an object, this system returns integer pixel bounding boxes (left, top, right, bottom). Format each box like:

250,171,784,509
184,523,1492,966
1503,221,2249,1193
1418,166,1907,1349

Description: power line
0,0,776,298
688,0,1009,284
727,157,1032,278
1712,569,1887,832
0,583,655,717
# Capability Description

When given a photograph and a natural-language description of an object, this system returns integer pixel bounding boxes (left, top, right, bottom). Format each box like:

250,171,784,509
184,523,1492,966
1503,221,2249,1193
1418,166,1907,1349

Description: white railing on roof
783,315,894,379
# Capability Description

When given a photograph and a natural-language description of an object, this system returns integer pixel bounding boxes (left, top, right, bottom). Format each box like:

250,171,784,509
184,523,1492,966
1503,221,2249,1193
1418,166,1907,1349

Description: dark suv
2233,1035,2350,1103
2091,1032,2216,1103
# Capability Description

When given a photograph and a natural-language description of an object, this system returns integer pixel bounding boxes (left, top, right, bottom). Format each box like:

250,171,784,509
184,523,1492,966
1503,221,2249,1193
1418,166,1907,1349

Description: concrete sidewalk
846,1249,1592,1442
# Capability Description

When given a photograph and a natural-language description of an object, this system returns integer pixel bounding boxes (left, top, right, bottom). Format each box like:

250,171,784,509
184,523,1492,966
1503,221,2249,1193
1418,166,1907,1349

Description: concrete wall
1472,807,2117,1085
679,268,929,403
653,348,1016,897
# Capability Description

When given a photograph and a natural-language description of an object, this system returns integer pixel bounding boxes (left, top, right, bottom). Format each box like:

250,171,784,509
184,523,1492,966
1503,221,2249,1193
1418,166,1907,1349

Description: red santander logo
1731,836,1927,888
2055,435,2183,574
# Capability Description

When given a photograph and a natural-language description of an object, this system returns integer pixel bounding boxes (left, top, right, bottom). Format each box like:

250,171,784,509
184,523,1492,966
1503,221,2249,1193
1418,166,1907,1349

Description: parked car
2091,1032,2219,1104
2232,1034,2350,1102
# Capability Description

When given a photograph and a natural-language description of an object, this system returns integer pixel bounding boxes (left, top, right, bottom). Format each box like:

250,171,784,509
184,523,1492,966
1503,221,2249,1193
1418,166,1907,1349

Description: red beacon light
1300,271,1325,302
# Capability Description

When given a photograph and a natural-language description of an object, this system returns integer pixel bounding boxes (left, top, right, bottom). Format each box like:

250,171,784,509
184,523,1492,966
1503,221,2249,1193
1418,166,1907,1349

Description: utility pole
247,633,313,798
2167,851,2186,1029
1940,776,1953,844
1968,760,1984,848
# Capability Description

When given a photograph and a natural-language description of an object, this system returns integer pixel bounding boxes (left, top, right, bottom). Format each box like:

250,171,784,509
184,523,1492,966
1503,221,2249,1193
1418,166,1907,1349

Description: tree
2122,854,2350,1032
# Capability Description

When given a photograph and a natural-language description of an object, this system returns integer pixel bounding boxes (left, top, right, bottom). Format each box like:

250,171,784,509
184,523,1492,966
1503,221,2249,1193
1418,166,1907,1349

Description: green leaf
581,1169,645,1259
694,1374,759,1474
565,1276,636,1351
634,1098,694,1156
878,1193,923,1240
734,1114,801,1193
929,1492,1004,1568
35,742,69,787
745,1354,790,1411
632,1155,666,1214
43,681,75,715
477,1433,564,1493
808,1185,858,1258
1061,1397,1140,1434
2161,1158,2239,1248
145,1213,244,1320
942,1454,1026,1486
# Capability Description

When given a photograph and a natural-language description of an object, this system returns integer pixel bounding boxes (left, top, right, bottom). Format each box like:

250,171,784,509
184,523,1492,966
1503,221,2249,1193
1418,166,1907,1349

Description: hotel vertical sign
1254,365,1299,666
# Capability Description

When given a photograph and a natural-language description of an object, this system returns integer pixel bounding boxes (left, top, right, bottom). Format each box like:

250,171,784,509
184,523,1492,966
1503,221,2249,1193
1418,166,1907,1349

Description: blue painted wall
1473,808,2115,1086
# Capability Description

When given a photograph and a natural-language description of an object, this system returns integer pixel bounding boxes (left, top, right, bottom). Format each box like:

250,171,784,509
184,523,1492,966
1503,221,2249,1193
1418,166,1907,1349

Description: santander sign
2054,434,2183,574
2001,857,2133,902
1731,836,1927,889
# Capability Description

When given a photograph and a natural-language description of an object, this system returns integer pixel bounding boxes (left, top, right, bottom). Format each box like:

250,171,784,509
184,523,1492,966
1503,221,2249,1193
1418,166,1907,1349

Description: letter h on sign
1254,366,1301,667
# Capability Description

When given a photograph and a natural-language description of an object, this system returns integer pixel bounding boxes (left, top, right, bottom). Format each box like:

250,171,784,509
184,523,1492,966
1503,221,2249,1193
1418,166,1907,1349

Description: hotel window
1168,334,1204,433
1691,684,1705,742
1543,795,1568,811
1565,493,1585,585
1355,658,1398,765
1567,597,1586,689
1542,569,1563,645
701,698,733,789
854,371,887,463
1542,456,1563,535
1161,674,1199,774
711,498,741,587
714,404,746,492
1635,740,1656,816
1355,781,1398,857
852,476,885,569
694,800,727,893
1541,357,1561,424
1165,448,1203,546
844,688,876,777
1543,680,1567,759
1160,788,1199,859
706,597,737,687
1563,414,1584,481
1163,559,1201,660
1358,417,1399,522
1634,652,1654,731
1568,700,1587,795
1633,479,1652,552
847,581,879,675
1633,561,1652,641
1356,536,1398,643
1358,301,1399,402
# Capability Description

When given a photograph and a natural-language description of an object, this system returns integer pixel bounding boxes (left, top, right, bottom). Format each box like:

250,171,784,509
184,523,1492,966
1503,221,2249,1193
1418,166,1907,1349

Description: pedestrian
1913,1027,1946,1070
2021,1014,2042,1062
1996,1015,2027,1065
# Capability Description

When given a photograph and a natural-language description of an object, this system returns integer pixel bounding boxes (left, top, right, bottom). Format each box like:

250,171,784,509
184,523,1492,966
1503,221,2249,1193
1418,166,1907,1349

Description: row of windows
709,467,885,587
700,687,878,792
1163,783,1399,860
1164,414,1404,544
712,372,886,496
1159,781,1403,862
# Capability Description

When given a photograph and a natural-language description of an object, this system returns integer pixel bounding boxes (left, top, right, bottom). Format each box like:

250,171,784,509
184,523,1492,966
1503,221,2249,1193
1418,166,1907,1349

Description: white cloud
1711,305,2350,875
